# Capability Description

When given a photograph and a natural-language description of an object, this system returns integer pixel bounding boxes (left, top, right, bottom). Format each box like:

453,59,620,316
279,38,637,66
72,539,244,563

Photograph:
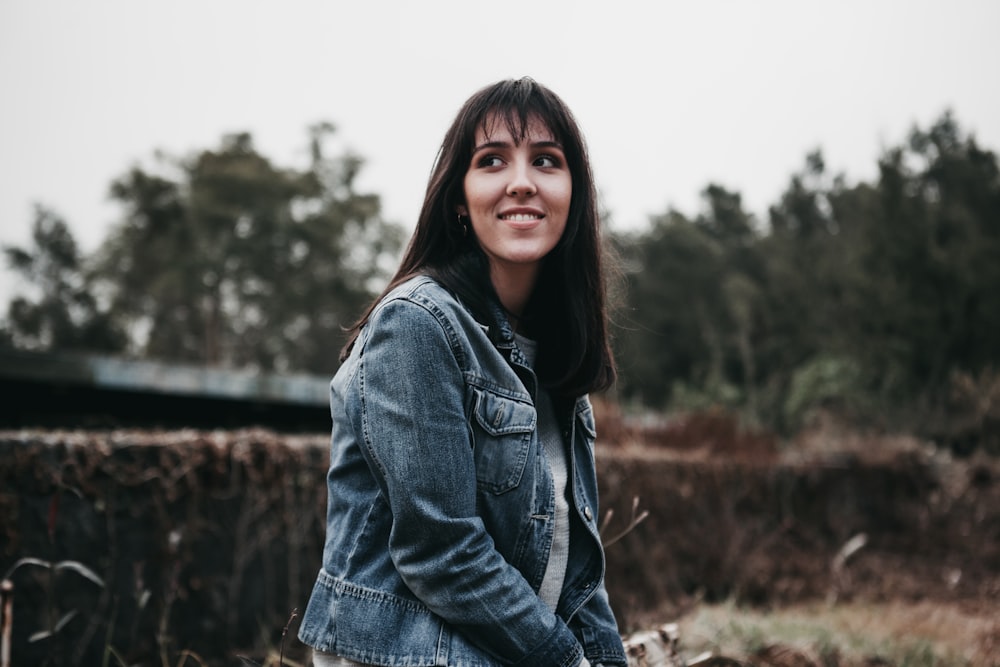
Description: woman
298,77,627,667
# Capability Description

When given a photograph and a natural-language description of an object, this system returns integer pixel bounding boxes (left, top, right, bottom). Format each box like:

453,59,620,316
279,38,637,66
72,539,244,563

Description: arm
568,580,628,666
354,298,583,666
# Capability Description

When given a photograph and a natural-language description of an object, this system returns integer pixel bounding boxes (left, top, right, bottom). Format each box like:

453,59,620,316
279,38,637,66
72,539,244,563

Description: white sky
2,0,999,287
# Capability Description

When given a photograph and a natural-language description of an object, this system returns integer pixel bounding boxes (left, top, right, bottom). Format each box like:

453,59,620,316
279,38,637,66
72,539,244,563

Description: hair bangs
470,78,574,150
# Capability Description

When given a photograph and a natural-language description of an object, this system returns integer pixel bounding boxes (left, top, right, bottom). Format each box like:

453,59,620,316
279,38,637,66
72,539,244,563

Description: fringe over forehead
462,77,579,149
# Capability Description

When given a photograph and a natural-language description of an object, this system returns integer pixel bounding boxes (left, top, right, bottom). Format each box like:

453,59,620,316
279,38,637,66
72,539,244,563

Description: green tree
2,205,125,352
755,151,863,426
614,185,764,414
614,209,723,408
854,112,1000,410
93,125,402,373
615,113,1000,437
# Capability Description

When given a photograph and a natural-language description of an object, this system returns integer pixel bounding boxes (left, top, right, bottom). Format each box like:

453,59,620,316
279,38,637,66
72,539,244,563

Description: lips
498,207,545,224
500,213,544,222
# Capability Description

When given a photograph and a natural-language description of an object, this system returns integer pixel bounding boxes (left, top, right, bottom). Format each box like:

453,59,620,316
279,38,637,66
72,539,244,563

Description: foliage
2,125,402,376
3,556,105,644
615,112,1000,441
2,206,125,353
6,430,997,664
0,430,330,666
3,112,999,444
782,354,866,428
672,601,990,666
89,124,402,374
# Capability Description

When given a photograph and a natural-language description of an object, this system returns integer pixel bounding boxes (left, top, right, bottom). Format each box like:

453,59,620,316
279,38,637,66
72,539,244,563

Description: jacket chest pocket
469,388,536,495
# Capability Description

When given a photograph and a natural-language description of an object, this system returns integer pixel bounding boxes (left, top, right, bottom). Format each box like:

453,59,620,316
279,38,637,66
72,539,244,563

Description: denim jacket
298,276,627,667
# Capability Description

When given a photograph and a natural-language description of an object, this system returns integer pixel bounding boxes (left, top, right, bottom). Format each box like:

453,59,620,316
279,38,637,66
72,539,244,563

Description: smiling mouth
499,213,543,222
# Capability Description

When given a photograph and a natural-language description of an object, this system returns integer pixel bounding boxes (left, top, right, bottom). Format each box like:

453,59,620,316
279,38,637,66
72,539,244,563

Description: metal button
584,506,593,521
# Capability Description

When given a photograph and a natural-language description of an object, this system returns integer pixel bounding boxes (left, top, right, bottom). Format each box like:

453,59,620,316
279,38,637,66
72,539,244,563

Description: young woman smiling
459,114,571,320
298,78,626,667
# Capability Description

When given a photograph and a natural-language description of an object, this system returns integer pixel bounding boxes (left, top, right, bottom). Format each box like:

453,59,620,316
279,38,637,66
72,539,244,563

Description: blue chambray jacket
298,276,627,667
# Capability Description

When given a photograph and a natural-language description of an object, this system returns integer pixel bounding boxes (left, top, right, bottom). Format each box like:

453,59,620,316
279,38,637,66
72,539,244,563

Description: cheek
463,177,492,214
553,219,569,244
555,178,573,210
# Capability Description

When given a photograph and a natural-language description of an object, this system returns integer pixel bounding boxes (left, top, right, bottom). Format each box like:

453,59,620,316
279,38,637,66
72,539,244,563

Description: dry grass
670,600,999,666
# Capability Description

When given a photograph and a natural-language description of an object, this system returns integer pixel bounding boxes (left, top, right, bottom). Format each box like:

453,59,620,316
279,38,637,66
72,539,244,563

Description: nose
506,159,537,197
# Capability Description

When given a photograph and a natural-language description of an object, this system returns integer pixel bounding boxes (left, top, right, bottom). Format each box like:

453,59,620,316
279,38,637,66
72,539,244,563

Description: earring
457,213,468,237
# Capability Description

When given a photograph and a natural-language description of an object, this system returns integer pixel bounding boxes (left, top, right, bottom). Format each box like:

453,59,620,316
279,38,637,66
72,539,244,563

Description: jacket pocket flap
473,389,536,437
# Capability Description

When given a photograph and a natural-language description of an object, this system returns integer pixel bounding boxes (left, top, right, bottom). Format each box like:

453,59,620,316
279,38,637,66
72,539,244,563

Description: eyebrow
472,139,565,153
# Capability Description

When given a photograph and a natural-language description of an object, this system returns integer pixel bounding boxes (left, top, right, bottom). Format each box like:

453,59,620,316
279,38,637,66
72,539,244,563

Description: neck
490,263,539,330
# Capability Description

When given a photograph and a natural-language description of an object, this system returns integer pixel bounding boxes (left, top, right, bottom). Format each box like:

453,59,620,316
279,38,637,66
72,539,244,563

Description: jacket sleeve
351,297,585,667
568,579,628,666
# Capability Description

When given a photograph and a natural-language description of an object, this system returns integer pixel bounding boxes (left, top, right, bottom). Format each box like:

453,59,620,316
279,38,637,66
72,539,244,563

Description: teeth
502,214,542,221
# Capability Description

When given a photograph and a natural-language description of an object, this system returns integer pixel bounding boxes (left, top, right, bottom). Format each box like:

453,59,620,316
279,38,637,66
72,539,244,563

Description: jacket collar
481,297,539,397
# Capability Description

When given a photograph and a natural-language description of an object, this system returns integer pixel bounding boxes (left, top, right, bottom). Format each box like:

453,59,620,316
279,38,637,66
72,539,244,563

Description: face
459,115,571,292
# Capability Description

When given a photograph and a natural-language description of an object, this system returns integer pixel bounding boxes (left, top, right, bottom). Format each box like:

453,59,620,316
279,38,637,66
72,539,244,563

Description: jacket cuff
509,622,584,667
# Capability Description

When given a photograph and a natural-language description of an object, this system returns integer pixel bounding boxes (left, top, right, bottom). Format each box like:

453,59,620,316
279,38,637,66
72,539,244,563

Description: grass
669,600,997,666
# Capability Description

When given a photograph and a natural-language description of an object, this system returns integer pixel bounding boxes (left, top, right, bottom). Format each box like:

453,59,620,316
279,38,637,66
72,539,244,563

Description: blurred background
2,0,999,439
1,1,998,665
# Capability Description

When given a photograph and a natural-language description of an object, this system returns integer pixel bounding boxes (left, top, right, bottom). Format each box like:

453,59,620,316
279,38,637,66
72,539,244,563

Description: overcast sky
2,0,999,281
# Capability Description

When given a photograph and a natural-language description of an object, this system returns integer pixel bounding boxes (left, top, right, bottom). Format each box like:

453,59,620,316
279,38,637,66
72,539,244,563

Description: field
622,599,997,666
1,411,998,666
597,405,999,666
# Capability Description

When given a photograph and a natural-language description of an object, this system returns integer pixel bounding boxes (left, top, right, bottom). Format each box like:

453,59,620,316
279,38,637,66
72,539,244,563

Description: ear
455,204,468,217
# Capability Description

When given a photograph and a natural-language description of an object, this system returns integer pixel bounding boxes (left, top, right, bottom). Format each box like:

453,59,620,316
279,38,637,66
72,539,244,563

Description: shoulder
379,275,457,310
362,276,482,365
373,275,480,332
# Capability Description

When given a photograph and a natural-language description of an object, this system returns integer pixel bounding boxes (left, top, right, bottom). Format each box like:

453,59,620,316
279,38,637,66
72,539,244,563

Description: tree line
4,113,998,444
3,123,402,375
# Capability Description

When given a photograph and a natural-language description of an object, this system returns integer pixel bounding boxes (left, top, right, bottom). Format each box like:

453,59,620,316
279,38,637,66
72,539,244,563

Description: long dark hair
342,77,615,397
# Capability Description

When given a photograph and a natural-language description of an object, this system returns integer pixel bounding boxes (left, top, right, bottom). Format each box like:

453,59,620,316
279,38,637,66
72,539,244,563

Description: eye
476,154,505,168
533,154,562,168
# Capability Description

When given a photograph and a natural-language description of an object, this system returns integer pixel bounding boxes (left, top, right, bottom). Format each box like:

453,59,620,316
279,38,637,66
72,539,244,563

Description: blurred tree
755,151,860,426
6,109,996,441
2,205,125,352
614,111,1000,440
92,125,402,373
614,209,722,408
614,185,763,415
698,185,765,417
854,112,1000,413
